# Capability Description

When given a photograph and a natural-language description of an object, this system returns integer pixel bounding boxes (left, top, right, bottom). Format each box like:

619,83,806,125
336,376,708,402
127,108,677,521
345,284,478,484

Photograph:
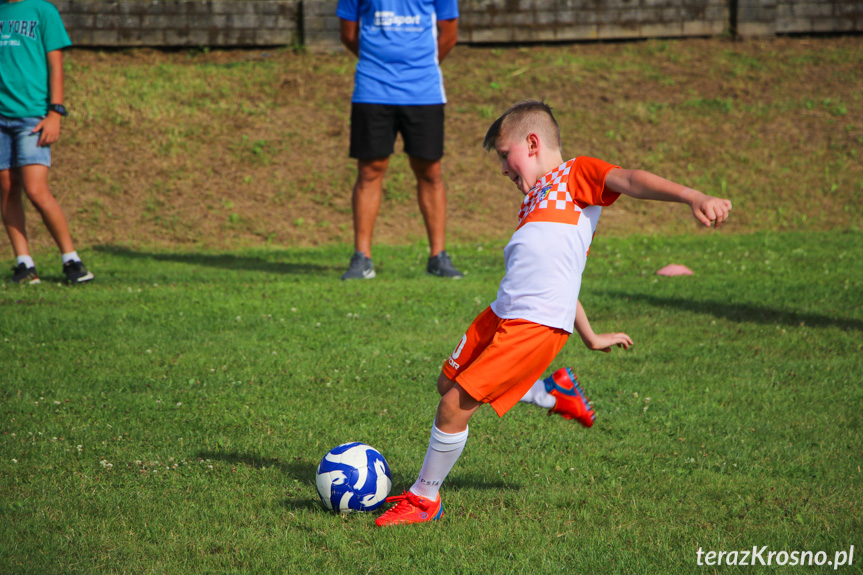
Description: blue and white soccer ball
315,442,392,513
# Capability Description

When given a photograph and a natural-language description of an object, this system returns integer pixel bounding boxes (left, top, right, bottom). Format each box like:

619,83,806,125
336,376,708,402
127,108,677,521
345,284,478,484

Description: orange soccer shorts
441,306,569,417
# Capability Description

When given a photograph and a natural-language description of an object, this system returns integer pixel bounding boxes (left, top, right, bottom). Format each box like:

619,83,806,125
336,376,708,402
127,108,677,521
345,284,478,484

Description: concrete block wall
51,0,862,49
774,0,863,34
458,0,729,43
54,0,300,47
302,0,342,52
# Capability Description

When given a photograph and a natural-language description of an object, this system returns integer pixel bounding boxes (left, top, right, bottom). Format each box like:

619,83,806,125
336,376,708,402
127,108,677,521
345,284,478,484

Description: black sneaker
341,251,375,280
11,263,40,285
427,250,463,279
63,260,94,284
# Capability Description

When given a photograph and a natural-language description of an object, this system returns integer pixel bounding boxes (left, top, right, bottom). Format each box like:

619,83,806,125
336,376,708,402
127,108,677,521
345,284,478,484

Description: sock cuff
430,424,468,451
61,251,80,264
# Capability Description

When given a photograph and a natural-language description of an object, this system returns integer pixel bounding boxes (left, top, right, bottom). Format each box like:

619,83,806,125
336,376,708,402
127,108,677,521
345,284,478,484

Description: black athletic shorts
349,103,445,161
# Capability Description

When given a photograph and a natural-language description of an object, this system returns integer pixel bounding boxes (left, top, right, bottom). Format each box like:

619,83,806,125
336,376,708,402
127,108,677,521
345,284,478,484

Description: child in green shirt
0,0,93,283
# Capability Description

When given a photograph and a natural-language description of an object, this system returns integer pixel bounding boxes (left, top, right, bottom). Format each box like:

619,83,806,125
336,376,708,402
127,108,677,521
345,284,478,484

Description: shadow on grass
611,292,863,331
198,450,312,475
198,449,325,511
95,245,332,276
197,450,517,512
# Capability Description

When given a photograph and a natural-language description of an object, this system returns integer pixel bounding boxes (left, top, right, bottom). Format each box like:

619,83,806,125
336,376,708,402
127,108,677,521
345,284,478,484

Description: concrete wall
738,0,863,37
458,0,728,44
52,0,862,49
54,0,300,47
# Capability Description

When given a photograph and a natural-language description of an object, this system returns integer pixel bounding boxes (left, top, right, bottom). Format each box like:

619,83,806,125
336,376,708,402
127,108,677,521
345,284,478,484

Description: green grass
2,230,861,573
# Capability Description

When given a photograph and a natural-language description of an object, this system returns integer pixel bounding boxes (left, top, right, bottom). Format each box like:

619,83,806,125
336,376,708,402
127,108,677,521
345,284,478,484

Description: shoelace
381,490,432,515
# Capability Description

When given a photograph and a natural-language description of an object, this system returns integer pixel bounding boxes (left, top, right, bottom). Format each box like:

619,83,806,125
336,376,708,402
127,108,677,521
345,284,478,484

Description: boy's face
494,133,537,195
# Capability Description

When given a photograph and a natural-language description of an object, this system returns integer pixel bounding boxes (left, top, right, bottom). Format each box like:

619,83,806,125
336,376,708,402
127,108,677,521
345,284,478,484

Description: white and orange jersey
490,157,620,333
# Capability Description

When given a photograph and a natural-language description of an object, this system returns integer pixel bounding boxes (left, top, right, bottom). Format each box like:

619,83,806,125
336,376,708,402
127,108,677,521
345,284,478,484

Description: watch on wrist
48,104,68,117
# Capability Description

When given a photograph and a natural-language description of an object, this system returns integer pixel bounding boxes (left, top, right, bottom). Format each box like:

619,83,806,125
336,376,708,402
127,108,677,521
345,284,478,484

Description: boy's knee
437,372,456,396
435,383,480,432
22,184,54,205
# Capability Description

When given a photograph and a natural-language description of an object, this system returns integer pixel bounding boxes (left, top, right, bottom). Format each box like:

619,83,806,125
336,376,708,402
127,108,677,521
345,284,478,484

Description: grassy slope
15,36,861,253
2,230,861,573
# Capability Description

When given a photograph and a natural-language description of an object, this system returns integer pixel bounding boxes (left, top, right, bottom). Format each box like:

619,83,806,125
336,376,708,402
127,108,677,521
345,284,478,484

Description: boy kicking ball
375,100,731,526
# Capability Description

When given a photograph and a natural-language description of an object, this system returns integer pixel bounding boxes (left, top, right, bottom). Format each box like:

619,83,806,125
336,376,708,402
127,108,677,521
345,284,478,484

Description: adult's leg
409,156,446,258
352,157,389,258
0,169,30,257
18,164,75,254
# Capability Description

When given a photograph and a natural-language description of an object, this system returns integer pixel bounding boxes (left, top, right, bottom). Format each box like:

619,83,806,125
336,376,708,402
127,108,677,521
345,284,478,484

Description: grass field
3,229,861,573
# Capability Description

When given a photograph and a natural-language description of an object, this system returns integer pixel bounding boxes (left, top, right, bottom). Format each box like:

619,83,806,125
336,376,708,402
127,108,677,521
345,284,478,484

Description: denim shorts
0,114,52,170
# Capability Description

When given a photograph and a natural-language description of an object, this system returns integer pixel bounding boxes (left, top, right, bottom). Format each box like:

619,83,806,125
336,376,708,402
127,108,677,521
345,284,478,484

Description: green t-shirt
0,0,71,118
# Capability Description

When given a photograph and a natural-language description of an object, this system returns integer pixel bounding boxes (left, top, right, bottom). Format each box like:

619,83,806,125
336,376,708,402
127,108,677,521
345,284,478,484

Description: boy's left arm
604,168,732,228
34,50,65,147
574,300,633,354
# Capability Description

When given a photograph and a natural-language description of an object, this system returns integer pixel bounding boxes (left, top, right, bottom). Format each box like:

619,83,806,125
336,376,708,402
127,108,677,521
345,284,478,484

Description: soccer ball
315,442,392,513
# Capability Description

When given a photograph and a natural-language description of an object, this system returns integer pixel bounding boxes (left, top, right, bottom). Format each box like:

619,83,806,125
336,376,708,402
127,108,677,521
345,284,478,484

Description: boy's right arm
33,50,65,147
605,168,732,228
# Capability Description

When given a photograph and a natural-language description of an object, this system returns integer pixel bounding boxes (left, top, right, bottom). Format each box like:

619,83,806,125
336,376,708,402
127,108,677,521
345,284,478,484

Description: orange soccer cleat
374,490,443,527
544,367,595,428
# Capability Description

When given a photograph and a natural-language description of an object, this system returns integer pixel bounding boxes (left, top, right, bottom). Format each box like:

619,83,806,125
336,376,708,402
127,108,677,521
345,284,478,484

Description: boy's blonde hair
482,100,561,152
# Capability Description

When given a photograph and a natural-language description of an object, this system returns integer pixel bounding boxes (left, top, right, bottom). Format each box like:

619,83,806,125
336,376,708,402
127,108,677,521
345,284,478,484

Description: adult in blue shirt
337,0,463,280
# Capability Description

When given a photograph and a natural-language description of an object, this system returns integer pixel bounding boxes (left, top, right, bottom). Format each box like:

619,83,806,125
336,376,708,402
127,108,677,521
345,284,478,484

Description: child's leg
375,375,479,526
409,374,479,499
18,164,75,254
434,374,481,432
521,368,596,427
518,378,557,408
0,168,31,258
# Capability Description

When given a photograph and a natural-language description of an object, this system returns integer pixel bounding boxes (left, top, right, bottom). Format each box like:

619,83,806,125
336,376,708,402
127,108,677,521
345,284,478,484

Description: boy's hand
584,332,633,354
33,114,62,147
691,194,732,228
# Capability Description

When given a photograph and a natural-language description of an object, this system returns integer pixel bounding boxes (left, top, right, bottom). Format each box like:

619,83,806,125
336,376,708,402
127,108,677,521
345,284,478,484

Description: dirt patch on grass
18,36,863,254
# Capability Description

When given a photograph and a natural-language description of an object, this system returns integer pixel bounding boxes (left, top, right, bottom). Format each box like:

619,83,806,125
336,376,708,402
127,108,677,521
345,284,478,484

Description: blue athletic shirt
336,0,459,106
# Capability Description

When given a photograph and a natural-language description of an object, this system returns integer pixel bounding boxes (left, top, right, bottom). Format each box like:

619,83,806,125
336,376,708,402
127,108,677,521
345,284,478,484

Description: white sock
410,424,469,500
17,255,35,269
518,379,556,409
61,251,81,264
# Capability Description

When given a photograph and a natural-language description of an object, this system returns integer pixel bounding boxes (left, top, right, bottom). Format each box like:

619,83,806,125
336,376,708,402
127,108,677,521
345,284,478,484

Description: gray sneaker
11,263,40,285
63,260,94,284
341,251,375,280
427,250,463,279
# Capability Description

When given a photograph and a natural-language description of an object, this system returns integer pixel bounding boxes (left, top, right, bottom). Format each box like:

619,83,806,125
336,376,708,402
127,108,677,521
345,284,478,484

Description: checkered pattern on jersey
517,159,580,228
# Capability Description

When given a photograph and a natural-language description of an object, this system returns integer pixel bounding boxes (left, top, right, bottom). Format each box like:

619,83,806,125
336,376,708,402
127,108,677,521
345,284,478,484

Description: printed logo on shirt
373,11,422,27
0,20,38,40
